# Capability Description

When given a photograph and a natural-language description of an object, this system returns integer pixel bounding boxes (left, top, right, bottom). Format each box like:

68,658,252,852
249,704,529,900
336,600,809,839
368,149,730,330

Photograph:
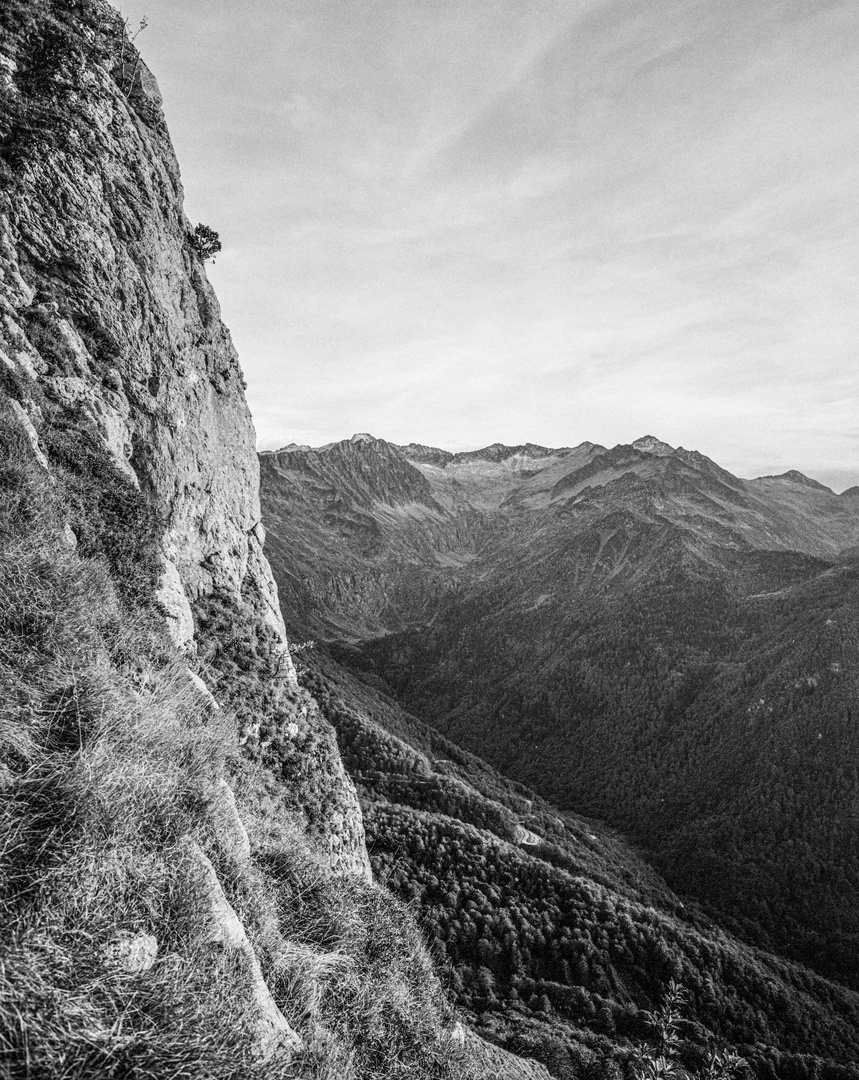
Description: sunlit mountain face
260,434,859,992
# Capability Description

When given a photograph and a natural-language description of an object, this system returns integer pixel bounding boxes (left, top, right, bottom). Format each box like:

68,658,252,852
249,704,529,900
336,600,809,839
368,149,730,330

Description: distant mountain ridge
260,432,859,995
261,432,859,639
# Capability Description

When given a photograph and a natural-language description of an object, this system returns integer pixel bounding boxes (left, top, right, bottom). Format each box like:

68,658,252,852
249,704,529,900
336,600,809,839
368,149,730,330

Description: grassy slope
0,412,502,1078
0,3,505,1074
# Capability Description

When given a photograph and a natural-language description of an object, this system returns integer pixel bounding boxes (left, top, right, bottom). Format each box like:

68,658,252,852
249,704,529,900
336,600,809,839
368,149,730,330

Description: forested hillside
260,434,859,997
296,652,859,1080
356,545,859,988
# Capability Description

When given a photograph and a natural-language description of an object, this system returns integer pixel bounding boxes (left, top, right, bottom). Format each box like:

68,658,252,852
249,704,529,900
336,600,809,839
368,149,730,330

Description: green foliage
115,14,148,98
20,20,82,98
0,0,91,182
192,592,367,868
192,589,291,736
0,0,157,189
633,981,747,1080
18,304,81,375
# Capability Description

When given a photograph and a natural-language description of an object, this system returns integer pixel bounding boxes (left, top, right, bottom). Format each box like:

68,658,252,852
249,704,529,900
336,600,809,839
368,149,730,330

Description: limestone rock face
0,20,281,641
0,1,365,881
462,1030,554,1080
321,754,372,880
209,778,252,869
178,837,302,1059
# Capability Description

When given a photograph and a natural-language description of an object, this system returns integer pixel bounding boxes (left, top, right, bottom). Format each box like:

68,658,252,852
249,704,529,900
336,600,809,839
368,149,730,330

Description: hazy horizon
257,429,856,492
119,0,858,492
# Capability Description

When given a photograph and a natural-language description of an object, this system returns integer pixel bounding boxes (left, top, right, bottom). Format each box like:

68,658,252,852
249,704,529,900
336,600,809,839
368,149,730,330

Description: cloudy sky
119,0,858,489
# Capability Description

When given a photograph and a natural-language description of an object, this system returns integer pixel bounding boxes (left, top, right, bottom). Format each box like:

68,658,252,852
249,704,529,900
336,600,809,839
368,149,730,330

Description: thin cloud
120,0,859,489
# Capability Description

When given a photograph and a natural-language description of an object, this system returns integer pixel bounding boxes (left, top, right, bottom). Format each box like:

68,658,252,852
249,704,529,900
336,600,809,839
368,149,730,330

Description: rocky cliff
0,0,375,876
0,4,540,1077
2,0,282,649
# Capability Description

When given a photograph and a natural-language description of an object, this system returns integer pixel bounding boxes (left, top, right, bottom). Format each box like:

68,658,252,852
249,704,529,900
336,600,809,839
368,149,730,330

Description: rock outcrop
178,837,303,1058
0,0,370,879
1,5,282,647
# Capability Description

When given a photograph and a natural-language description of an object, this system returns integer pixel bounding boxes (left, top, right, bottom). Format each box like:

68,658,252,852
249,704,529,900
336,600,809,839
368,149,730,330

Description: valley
260,433,859,1015
4,2,858,1077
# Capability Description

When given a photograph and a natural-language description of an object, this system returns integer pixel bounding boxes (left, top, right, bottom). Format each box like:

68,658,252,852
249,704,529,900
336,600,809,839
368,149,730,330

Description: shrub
633,981,747,1080
189,223,222,262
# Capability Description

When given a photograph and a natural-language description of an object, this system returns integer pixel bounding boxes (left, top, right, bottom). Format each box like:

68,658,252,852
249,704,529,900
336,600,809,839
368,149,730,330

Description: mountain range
260,433,859,996
5,1,859,1076
261,432,859,636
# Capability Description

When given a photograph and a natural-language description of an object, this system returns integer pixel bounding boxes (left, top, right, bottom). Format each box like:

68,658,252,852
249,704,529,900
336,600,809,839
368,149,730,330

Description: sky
117,0,858,490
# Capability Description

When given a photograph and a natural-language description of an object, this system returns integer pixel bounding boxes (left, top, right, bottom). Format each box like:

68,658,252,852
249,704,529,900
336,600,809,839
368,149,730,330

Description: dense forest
349,549,859,990
299,658,859,1080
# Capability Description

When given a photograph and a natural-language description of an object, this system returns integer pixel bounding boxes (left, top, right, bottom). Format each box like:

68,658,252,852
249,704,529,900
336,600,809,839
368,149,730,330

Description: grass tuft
0,414,479,1078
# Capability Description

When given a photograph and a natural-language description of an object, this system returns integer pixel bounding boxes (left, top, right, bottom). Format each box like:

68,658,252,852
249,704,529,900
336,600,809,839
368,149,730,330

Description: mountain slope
259,433,859,993
286,648,859,1079
1,7,536,1078
260,435,489,638
262,433,859,642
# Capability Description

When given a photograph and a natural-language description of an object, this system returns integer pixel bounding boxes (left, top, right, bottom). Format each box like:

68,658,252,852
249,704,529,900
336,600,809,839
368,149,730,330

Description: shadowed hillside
0,5,544,1077
287,649,859,1079
260,434,859,1001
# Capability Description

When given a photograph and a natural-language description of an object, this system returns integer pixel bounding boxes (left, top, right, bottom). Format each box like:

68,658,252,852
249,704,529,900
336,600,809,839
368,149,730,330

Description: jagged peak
262,443,312,455
450,442,570,465
269,434,392,455
399,443,455,466
632,435,675,456
755,469,832,492
279,436,594,467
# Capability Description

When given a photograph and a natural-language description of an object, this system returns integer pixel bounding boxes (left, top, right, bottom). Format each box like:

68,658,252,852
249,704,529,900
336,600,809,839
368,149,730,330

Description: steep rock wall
0,0,368,879
1,16,276,643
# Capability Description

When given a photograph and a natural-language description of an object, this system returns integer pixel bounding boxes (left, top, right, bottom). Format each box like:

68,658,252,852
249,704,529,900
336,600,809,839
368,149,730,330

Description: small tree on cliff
189,223,222,262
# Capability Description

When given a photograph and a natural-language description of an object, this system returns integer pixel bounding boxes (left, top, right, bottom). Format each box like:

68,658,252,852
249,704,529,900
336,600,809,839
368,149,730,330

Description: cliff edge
0,3,521,1076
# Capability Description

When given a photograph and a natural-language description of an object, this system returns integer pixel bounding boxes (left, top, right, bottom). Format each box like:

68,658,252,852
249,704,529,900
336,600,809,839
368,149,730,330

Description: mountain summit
261,434,859,638
631,434,675,455
260,432,859,999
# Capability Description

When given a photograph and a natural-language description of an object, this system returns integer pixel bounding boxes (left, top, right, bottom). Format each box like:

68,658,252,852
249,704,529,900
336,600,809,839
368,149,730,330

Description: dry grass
0,437,278,1077
0,428,482,1078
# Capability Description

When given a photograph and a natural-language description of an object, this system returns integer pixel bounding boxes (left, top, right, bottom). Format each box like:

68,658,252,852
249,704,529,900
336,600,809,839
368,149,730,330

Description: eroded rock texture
0,0,368,879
